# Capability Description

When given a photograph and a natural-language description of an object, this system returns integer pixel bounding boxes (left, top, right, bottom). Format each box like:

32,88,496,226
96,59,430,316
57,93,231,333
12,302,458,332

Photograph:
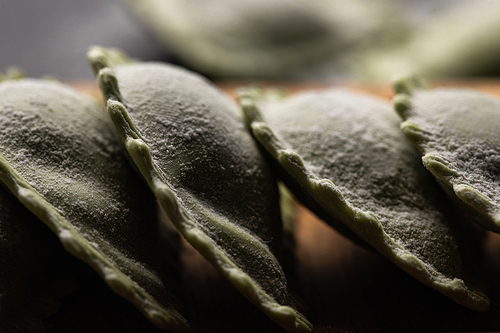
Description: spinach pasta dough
238,87,489,311
88,46,311,333
394,75,500,233
0,77,187,330
120,0,406,79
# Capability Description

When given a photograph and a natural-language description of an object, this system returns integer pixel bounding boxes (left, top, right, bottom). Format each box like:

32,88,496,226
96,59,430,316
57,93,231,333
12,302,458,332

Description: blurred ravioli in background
120,0,409,79
356,0,500,79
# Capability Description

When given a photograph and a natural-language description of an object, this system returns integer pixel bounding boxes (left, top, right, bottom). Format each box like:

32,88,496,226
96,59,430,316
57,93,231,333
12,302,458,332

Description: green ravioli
0,78,187,330
120,0,334,78
238,87,489,311
0,70,78,333
393,75,500,234
120,0,405,79
88,46,311,333
356,0,500,79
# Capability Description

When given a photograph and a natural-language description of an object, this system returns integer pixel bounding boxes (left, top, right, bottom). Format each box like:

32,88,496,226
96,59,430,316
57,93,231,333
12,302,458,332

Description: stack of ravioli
0,47,499,332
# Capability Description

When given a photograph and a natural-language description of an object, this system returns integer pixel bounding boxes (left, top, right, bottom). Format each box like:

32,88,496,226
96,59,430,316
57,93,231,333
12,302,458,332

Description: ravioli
238,87,489,311
88,46,312,333
120,0,406,79
0,78,187,330
356,0,500,79
0,70,72,333
393,74,500,234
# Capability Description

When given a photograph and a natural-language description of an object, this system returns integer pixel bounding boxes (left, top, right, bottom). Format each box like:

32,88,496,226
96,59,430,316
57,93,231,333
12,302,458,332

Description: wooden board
45,80,500,333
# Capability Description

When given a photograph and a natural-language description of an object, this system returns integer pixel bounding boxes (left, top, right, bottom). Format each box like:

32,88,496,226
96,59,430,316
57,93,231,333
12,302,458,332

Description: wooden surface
45,80,500,332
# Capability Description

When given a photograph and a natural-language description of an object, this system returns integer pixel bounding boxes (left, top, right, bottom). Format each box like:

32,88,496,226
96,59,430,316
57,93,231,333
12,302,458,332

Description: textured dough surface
394,76,500,233
114,63,288,293
89,46,311,332
240,88,489,311
0,79,187,330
